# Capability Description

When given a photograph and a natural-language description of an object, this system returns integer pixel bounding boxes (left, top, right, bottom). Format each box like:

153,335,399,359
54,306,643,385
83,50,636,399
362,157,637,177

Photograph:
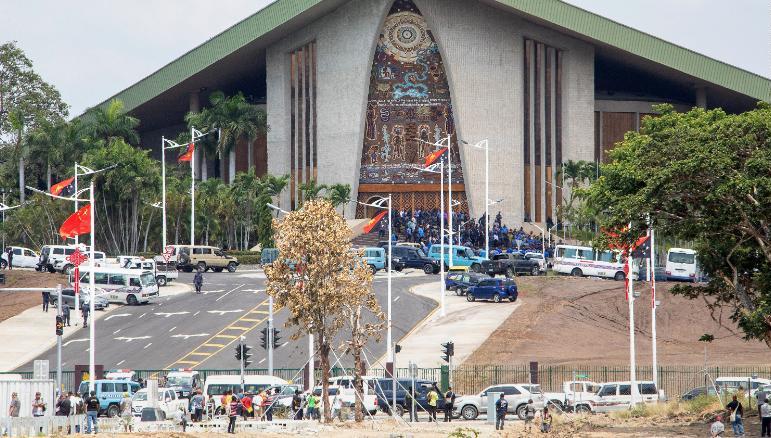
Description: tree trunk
247,137,254,172
320,337,332,423
229,149,236,184
18,156,25,203
46,161,52,191
353,347,364,422
201,152,208,181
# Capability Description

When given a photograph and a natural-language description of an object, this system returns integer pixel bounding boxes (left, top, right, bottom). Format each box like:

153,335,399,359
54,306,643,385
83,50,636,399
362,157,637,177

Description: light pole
527,222,547,256
461,139,492,259
416,135,452,264
420,162,446,317
0,190,22,252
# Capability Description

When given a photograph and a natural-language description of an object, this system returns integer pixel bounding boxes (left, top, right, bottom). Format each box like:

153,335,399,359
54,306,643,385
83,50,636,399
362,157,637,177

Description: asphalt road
19,269,437,373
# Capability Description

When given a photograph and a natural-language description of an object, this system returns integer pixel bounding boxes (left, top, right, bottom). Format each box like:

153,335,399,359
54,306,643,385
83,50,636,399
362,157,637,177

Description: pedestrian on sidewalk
62,303,71,326
42,291,50,312
726,394,745,437
226,393,240,433
444,386,455,422
426,387,438,422
495,393,508,430
81,300,90,328
85,391,99,433
524,399,536,432
120,392,133,432
194,270,203,294
761,398,771,437
540,406,553,433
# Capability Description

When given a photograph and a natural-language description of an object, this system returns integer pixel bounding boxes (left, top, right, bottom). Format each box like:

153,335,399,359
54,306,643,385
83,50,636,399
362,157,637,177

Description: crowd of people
379,209,555,255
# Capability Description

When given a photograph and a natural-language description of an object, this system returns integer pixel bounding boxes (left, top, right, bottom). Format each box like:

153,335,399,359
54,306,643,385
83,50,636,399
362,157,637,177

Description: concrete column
695,87,707,109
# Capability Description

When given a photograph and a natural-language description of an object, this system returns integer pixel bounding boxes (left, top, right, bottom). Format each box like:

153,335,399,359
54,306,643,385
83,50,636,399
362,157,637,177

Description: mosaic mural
359,0,464,185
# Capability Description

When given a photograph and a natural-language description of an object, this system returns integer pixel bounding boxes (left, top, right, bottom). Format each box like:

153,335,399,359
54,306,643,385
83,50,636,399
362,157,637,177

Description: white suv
454,383,545,420
572,381,664,413
1,246,39,269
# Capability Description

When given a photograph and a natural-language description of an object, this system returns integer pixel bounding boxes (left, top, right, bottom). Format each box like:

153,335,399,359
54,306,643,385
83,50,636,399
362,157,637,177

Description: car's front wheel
0,260,6,269
614,271,626,281
127,294,139,306
466,292,475,302
423,264,434,274
107,404,120,418
156,276,167,287
493,294,501,303
571,268,583,277
461,405,478,420
369,265,377,275
516,404,528,420
531,266,540,276
227,262,238,273
575,404,591,414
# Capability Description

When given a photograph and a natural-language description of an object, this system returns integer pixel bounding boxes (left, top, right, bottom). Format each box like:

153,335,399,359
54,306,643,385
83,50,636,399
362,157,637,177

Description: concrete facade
267,0,595,223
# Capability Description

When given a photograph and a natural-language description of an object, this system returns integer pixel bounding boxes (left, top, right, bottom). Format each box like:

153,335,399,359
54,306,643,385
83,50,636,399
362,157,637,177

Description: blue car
466,278,518,303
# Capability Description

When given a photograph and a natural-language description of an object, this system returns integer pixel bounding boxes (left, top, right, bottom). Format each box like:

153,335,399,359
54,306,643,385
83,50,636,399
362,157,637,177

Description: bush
682,395,721,415
237,255,261,265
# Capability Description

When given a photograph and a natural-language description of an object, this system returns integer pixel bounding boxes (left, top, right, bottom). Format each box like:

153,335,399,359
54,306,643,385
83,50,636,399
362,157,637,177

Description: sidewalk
384,281,522,368
0,282,192,371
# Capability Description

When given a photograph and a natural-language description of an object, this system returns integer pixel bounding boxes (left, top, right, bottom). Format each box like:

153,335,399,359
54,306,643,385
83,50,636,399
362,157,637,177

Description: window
94,273,109,285
63,290,74,297
502,386,521,395
193,248,203,255
53,248,64,255
129,278,141,287
494,254,508,261
24,250,34,257
101,383,115,392
201,248,212,255
65,248,75,255
115,383,128,393
108,274,126,286
619,385,631,396
482,386,502,396
478,280,495,287
94,253,104,259
598,385,616,397
577,249,595,260
668,252,695,264
598,251,618,263
560,248,577,258
416,249,427,257
12,248,21,255
640,384,657,395
141,273,156,286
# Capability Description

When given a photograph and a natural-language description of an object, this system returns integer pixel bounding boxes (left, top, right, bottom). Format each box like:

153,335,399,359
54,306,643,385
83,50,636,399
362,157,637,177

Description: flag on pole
178,143,195,162
631,235,651,259
59,204,92,239
363,210,388,234
424,147,448,167
51,177,75,196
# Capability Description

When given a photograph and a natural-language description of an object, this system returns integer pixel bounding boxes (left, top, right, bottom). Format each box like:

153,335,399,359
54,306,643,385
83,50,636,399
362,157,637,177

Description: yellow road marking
164,299,269,370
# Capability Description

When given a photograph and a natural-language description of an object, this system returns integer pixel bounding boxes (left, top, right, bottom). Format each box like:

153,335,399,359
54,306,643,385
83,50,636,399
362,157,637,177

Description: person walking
524,398,536,433
120,392,133,432
226,394,240,434
42,291,50,312
726,395,745,438
81,300,90,328
426,387,438,422
191,389,204,422
194,270,203,294
6,247,13,270
305,392,317,420
62,302,71,326
85,390,100,433
444,386,455,422
292,390,303,420
761,398,771,437
495,393,508,430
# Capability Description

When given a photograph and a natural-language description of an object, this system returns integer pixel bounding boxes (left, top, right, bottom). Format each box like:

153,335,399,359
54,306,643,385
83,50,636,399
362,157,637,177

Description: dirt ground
0,269,66,322
465,275,770,365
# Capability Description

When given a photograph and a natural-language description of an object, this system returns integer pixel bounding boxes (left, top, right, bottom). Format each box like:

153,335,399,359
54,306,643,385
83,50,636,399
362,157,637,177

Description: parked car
453,383,544,420
680,385,719,401
174,245,240,273
131,387,188,419
715,376,771,397
445,272,487,295
427,244,485,272
373,378,444,416
361,247,405,274
481,253,541,277
524,252,548,272
50,288,110,311
1,246,39,269
111,256,179,286
37,245,98,273
383,245,439,274
165,369,202,398
466,278,518,303
572,381,665,413
543,380,600,411
78,379,141,417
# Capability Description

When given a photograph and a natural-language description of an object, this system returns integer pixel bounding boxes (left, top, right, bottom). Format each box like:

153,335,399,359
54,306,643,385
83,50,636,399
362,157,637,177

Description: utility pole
268,295,274,376
55,284,63,394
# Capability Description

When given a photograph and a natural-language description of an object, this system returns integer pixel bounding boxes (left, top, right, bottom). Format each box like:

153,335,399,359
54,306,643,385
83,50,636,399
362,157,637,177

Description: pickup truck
542,380,600,412
481,253,541,277
372,378,444,417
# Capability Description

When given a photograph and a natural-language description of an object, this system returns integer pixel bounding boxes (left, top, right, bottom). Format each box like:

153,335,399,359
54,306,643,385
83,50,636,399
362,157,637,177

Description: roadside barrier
0,414,86,437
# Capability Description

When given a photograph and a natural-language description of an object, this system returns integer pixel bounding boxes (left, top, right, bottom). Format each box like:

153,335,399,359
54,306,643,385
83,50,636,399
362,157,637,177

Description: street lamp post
420,162,446,317
461,139,492,259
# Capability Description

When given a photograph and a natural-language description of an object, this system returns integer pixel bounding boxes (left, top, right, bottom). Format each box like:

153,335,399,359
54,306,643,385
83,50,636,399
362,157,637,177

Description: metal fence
5,364,771,399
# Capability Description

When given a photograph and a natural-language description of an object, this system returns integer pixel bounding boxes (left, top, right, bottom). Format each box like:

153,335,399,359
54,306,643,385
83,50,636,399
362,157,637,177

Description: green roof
95,0,771,114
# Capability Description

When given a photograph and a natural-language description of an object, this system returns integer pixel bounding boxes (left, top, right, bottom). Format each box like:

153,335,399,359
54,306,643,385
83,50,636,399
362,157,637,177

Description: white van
76,266,159,305
715,376,771,397
132,387,188,419
553,245,638,281
203,375,287,411
573,381,664,413
112,256,178,287
665,248,699,282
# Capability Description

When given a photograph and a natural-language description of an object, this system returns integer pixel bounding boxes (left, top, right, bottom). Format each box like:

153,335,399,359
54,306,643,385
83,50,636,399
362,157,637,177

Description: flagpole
89,181,95,393
650,224,658,389
627,229,639,406
161,137,167,251
74,163,80,314
440,159,446,317
190,128,195,246
447,135,453,267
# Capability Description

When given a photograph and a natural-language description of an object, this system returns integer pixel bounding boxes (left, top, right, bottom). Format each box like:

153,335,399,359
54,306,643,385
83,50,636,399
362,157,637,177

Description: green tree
82,99,140,145
263,173,290,212
583,103,771,348
298,180,327,206
326,183,351,214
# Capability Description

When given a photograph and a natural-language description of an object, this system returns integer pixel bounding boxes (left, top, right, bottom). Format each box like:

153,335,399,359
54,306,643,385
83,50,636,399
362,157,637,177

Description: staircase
347,219,382,248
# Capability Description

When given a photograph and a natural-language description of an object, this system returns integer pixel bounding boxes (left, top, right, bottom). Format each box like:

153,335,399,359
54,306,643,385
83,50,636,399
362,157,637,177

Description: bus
665,248,699,282
77,266,159,305
553,244,638,281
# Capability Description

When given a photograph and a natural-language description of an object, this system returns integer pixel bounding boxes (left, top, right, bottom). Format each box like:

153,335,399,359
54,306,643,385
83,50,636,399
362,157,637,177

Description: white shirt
761,402,771,418
710,421,725,436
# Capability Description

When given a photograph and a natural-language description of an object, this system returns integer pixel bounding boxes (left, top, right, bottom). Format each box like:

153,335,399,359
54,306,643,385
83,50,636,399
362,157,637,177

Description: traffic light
272,328,281,349
441,341,454,363
242,345,252,367
234,343,242,361
55,315,64,336
260,327,269,350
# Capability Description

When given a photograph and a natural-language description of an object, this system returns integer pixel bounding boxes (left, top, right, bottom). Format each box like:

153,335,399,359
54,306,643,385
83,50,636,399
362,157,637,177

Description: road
18,269,437,373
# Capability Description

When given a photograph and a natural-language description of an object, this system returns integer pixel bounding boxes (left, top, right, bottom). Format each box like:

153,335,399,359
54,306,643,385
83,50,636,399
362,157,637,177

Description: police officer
444,386,456,422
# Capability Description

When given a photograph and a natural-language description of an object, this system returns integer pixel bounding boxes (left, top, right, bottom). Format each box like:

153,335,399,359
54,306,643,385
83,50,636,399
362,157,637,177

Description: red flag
178,143,194,163
363,210,388,234
51,177,75,196
424,147,448,167
59,205,91,239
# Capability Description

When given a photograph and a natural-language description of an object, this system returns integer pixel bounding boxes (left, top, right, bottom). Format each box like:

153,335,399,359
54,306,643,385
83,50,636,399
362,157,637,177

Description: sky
2,0,768,117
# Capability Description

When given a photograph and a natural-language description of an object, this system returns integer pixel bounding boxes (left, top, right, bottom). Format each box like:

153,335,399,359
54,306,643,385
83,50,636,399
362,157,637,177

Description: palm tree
84,99,140,145
326,183,351,215
262,174,290,211
298,180,327,205
27,118,69,190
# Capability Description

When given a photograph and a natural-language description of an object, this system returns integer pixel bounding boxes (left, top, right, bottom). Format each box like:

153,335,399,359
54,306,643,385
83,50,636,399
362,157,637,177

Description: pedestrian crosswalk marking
163,299,270,370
